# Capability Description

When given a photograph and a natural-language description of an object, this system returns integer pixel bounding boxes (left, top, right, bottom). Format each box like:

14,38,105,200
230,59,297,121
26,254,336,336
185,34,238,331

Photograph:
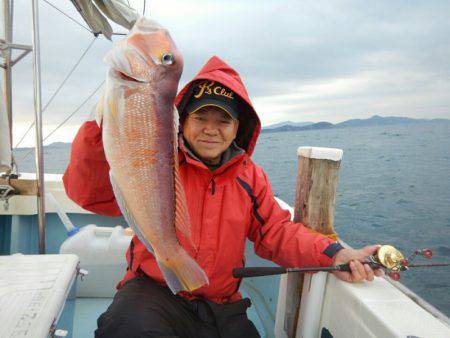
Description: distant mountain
428,118,450,123
263,121,314,130
48,142,71,148
335,115,418,127
261,115,450,134
12,142,72,174
261,122,333,133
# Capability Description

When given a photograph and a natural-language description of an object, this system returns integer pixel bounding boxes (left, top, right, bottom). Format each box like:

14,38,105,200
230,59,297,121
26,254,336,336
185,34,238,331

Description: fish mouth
105,17,175,83
113,69,147,83
107,43,150,84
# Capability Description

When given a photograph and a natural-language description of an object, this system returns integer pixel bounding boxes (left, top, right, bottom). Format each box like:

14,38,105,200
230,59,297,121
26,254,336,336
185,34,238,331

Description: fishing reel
368,245,435,281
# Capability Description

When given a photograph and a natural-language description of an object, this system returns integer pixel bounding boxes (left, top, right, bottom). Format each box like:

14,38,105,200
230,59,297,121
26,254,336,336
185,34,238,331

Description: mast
31,0,46,254
1,0,138,253
2,0,13,170
1,3,43,252
3,0,13,147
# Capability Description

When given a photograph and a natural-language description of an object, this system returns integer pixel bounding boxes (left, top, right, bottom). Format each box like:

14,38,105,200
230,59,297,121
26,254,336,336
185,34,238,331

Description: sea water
14,122,450,317
252,122,450,317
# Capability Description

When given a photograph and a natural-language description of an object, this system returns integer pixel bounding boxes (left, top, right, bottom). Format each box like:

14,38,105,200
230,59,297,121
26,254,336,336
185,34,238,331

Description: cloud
4,0,450,146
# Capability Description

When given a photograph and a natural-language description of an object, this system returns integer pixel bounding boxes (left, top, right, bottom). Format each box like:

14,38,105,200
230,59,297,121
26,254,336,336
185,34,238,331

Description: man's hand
332,245,383,283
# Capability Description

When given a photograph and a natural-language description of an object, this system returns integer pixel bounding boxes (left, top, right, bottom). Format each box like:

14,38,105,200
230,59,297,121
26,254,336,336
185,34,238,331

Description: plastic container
60,224,133,297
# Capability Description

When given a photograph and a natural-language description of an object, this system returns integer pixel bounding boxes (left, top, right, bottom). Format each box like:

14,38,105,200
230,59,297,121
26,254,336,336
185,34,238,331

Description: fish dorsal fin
174,165,192,238
173,106,191,238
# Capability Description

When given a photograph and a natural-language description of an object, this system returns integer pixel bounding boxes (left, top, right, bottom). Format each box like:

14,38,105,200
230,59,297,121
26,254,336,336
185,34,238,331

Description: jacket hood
175,56,261,156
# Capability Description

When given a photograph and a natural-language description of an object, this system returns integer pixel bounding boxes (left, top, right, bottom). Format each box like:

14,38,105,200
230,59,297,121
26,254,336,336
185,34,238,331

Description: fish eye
161,53,174,65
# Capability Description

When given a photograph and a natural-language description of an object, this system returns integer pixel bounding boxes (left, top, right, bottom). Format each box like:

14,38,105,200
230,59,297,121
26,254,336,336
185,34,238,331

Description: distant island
12,114,450,174
261,115,450,134
262,121,314,129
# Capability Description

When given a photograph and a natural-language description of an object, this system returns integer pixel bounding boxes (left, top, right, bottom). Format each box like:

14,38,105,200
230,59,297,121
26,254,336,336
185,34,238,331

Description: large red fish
100,17,208,293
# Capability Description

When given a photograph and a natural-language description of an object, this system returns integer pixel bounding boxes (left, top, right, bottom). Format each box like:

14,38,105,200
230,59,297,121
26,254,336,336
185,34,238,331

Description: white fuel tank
60,224,133,297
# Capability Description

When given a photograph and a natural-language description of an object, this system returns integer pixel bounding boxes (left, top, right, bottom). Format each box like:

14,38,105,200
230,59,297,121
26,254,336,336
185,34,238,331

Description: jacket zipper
211,177,216,195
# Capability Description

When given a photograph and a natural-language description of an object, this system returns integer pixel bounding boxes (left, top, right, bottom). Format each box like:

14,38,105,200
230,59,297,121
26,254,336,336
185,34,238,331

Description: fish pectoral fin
156,250,209,294
93,93,105,127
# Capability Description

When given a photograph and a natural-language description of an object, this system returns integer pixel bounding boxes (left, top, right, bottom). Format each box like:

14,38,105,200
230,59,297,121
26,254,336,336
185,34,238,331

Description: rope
0,185,15,200
42,0,92,34
19,80,105,162
0,184,15,210
143,0,146,15
0,174,17,211
14,37,98,149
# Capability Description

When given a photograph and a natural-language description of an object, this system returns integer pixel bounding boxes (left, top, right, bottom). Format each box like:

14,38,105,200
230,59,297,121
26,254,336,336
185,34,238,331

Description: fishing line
19,80,105,162
14,37,98,150
42,0,92,34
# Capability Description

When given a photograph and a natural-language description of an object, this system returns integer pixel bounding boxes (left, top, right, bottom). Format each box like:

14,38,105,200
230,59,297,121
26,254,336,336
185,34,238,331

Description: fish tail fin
157,249,209,294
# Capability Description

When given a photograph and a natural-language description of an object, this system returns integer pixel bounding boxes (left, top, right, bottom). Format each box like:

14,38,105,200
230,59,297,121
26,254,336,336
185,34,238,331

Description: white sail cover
0,5,4,39
0,13,5,39
0,83,12,172
70,0,139,40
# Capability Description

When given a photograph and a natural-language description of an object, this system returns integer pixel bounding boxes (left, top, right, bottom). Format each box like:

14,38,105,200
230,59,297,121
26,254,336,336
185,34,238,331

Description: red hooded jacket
63,56,342,303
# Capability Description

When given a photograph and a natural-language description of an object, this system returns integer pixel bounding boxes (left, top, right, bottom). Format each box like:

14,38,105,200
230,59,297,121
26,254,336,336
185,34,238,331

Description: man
63,56,381,338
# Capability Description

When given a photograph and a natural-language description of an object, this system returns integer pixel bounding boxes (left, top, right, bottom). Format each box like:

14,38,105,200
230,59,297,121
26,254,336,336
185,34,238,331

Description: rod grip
337,262,381,272
337,263,351,272
232,267,287,278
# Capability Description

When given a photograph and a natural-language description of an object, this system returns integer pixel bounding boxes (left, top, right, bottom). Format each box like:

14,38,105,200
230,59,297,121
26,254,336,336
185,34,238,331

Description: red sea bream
99,17,208,293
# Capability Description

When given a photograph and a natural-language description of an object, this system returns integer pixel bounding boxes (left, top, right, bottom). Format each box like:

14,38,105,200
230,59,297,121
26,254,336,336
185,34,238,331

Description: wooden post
283,146,343,337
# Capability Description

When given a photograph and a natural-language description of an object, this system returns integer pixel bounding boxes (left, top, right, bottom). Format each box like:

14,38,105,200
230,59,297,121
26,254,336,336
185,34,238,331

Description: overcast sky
3,0,450,146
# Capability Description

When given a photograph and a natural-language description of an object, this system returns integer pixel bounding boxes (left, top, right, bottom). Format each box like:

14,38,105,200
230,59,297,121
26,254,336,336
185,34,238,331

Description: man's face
183,106,239,165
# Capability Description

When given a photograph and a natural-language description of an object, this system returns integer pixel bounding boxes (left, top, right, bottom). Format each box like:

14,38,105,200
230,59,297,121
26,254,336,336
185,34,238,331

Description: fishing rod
233,262,379,278
233,245,449,281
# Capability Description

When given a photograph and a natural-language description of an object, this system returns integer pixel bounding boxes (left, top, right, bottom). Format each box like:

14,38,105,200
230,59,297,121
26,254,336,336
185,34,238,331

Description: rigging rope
14,37,98,149
42,0,92,34
19,80,105,162
13,1,137,161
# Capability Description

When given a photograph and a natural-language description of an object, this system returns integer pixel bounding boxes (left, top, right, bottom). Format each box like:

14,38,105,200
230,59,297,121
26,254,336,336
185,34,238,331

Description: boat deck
73,298,111,337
